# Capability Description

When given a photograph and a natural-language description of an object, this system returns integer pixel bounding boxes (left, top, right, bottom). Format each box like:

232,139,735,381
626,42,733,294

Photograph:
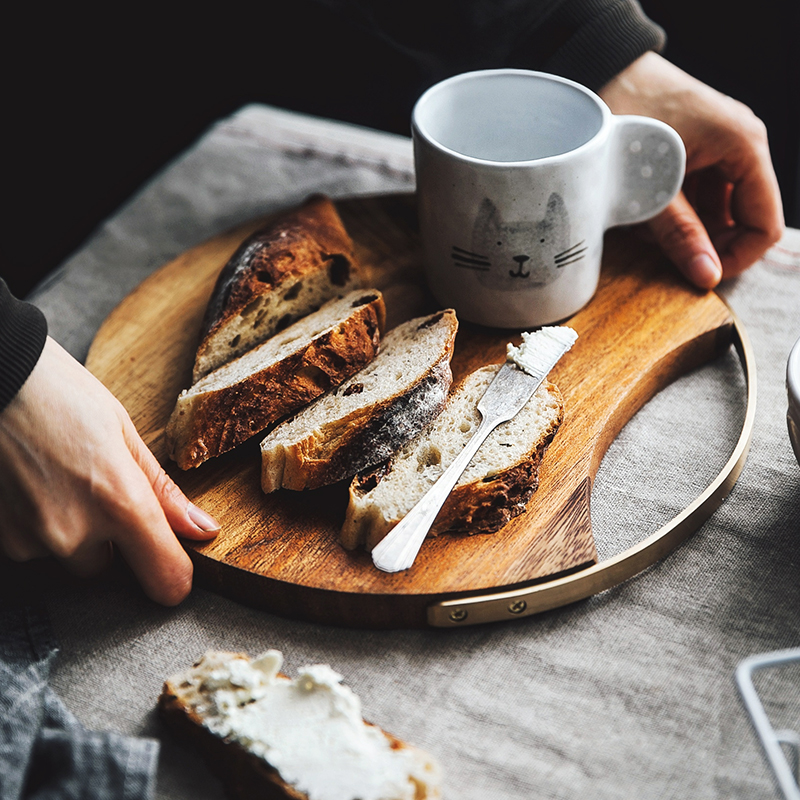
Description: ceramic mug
412,69,686,328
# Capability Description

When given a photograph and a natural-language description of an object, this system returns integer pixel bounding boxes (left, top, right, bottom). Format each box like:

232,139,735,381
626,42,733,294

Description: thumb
646,191,723,290
121,416,220,541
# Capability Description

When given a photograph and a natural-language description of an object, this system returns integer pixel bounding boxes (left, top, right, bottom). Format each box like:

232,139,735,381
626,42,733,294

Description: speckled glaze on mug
412,69,686,328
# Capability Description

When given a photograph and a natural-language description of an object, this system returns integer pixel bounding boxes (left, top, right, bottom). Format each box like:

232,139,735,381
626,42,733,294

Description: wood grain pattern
85,194,734,628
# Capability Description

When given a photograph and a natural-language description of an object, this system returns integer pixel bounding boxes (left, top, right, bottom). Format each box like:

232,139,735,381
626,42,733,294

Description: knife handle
371,415,498,573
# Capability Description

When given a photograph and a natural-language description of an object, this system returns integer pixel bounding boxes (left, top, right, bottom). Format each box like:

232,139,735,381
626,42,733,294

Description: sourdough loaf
193,195,362,382
166,290,385,470
158,650,441,800
341,364,564,550
260,309,458,492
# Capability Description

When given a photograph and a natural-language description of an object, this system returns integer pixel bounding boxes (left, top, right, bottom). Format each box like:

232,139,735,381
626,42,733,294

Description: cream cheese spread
171,650,440,800
506,326,578,377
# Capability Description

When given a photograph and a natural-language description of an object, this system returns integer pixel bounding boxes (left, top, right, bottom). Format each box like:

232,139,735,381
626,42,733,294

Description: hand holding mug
600,52,784,288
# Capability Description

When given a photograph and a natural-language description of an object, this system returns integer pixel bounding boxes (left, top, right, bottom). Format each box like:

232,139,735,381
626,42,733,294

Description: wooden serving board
86,194,733,628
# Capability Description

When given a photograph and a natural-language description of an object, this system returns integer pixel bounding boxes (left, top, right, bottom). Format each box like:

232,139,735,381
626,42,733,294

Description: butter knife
371,326,578,573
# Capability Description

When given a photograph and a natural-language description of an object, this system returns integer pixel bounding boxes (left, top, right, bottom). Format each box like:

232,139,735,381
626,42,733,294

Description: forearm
0,278,48,413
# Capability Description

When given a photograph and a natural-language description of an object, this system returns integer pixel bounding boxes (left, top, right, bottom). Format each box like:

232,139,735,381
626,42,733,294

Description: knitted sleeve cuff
0,279,48,413
511,0,666,92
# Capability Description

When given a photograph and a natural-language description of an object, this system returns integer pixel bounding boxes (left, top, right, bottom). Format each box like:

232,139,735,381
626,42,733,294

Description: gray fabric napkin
0,607,158,800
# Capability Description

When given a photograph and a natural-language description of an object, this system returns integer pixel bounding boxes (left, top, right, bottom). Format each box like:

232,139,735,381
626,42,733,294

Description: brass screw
449,608,468,622
508,600,527,614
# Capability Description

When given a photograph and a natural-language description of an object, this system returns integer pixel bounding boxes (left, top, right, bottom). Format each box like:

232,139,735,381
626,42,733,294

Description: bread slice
193,194,362,382
260,309,458,493
166,291,385,470
341,364,564,550
158,650,441,800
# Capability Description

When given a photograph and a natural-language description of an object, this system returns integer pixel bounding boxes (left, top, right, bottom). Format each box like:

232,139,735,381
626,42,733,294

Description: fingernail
188,503,221,532
688,253,722,288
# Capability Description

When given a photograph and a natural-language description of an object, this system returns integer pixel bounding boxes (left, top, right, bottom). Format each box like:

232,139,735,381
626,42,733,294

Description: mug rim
412,68,612,168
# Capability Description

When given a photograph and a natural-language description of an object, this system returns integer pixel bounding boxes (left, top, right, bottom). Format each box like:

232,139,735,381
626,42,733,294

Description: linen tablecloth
22,104,800,799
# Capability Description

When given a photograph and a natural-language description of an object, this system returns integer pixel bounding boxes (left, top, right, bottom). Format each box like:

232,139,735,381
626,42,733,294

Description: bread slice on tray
158,649,441,800
341,364,564,551
260,309,458,493
166,290,385,470
193,194,362,382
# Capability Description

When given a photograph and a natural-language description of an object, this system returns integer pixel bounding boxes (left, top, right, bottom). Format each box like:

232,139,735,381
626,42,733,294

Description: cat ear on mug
547,193,566,216
475,197,502,232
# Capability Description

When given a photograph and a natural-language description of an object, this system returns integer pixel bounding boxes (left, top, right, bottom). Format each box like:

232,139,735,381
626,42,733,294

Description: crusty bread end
193,195,362,382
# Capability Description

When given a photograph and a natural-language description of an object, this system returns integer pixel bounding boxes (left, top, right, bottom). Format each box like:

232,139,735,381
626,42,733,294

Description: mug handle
607,115,686,228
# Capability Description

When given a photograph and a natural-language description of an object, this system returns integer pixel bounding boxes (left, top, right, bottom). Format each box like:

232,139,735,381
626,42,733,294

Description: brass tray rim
427,303,756,626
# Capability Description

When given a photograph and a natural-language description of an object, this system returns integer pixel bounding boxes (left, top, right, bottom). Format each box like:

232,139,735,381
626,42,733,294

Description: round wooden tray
86,194,752,628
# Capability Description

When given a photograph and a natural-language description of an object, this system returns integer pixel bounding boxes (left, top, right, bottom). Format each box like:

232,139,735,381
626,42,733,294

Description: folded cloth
0,606,158,800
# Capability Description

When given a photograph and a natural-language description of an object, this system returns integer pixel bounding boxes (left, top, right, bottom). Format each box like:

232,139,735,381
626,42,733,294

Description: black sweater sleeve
314,0,665,92
524,0,666,91
0,279,48,412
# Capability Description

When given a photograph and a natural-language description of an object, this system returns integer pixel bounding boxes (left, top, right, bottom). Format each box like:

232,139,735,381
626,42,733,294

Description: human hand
599,51,784,289
0,336,220,605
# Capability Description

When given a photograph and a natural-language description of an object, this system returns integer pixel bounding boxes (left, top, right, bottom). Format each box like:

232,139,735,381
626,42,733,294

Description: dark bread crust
266,311,458,491
280,359,453,491
159,682,308,800
200,194,357,343
169,294,384,469
194,195,360,380
436,430,555,535
349,380,563,543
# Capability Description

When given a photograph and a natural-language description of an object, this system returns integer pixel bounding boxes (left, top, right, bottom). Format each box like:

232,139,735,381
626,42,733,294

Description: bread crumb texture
342,365,564,549
166,291,385,469
193,194,362,381
260,309,457,491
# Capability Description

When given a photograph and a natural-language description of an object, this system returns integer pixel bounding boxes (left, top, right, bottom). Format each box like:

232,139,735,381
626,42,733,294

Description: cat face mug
412,69,686,327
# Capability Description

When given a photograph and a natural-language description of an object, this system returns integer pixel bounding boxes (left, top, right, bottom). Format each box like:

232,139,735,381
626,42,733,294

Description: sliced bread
341,364,564,551
193,194,362,382
166,290,385,469
260,309,458,493
158,649,441,800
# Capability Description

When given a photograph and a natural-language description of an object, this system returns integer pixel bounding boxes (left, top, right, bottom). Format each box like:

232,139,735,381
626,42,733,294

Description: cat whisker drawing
554,241,587,268
451,246,491,271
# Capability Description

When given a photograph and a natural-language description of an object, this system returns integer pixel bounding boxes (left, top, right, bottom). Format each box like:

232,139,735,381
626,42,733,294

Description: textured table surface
28,104,800,800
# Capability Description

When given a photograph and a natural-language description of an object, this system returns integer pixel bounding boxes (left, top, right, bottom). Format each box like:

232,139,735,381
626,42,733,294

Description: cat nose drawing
510,255,531,278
